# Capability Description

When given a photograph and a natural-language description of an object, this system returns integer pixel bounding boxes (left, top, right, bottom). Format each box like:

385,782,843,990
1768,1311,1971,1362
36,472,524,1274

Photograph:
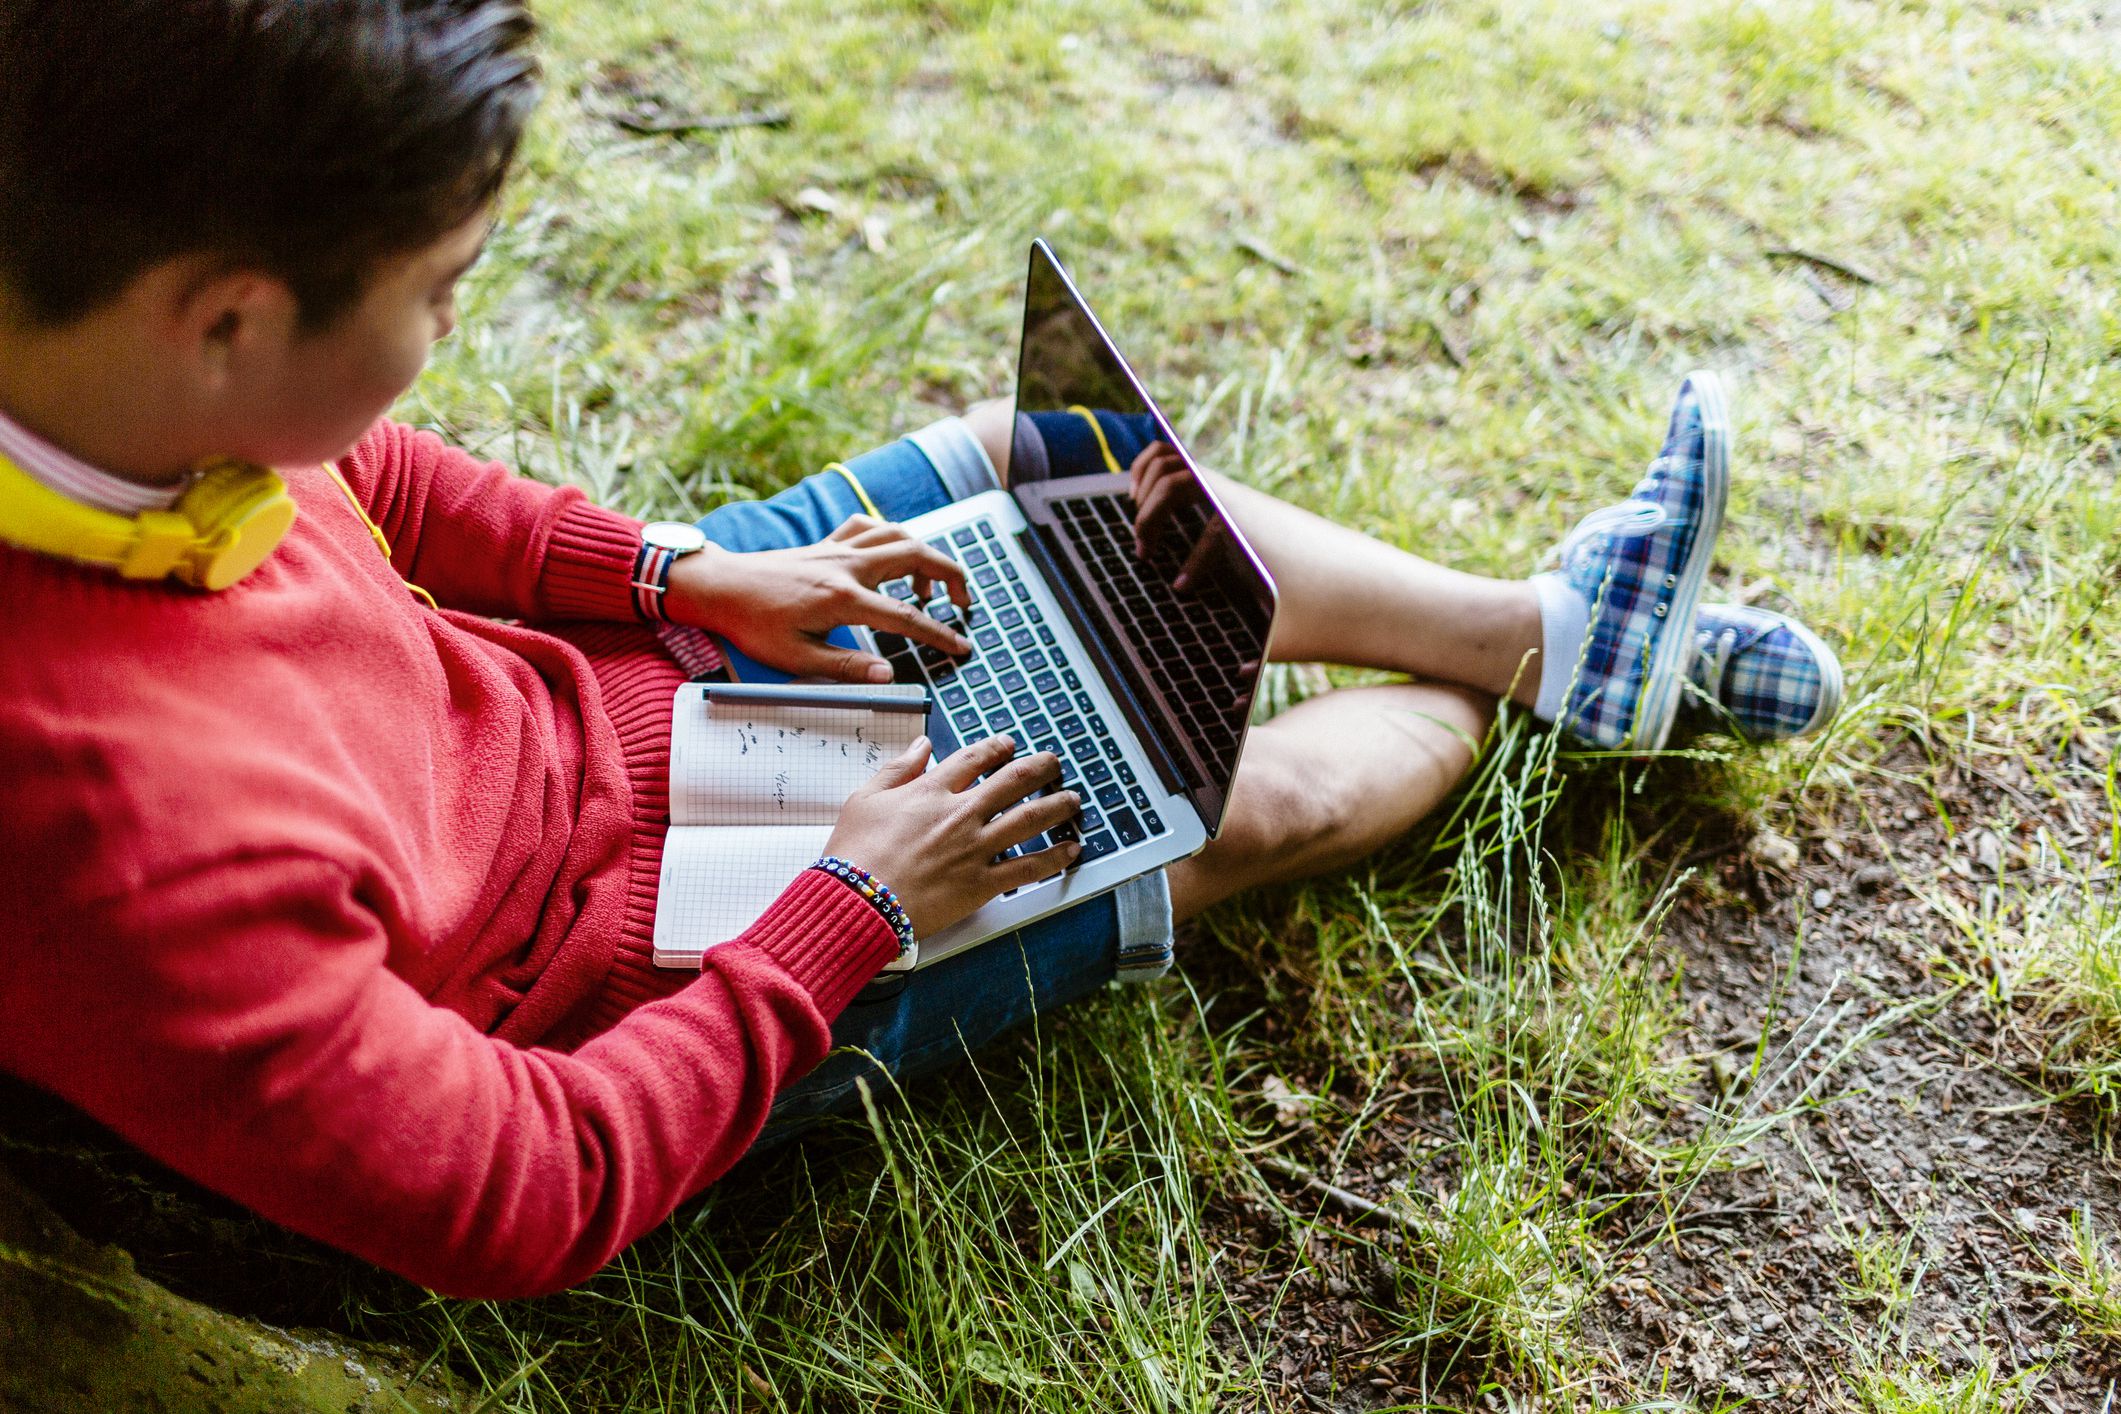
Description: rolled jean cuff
903,417,1002,503
1113,868,1175,983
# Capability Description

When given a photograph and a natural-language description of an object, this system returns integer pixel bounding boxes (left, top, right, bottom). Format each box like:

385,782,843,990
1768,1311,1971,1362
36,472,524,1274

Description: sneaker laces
1551,500,1666,571
1694,624,1739,694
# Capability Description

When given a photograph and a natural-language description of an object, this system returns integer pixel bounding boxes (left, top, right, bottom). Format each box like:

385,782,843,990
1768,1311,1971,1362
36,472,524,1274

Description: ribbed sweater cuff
542,499,644,622
734,869,902,1020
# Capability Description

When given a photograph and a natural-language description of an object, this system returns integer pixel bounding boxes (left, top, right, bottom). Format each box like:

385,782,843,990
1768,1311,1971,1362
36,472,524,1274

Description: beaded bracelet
809,856,916,957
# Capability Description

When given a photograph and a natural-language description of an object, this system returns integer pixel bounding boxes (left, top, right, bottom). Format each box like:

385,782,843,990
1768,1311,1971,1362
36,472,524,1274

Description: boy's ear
153,260,302,394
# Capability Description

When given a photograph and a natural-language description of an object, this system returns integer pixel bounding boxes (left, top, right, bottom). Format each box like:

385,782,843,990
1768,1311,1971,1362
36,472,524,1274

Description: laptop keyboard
1052,494,1255,774
872,519,1169,876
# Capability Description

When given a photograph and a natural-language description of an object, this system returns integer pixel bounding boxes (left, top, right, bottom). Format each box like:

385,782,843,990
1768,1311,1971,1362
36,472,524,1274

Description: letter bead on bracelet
810,856,916,957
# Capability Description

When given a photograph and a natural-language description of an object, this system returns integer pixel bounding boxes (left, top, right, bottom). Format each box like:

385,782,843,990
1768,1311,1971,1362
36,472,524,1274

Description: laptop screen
1006,241,1277,836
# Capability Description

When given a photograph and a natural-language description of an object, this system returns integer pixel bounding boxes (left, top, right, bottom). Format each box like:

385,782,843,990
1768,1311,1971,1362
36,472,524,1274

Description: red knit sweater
0,421,900,1299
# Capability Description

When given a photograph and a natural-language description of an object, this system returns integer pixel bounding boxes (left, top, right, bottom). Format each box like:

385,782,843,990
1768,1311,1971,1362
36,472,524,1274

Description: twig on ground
1763,246,1883,287
1962,1230,2028,1370
1799,265,1855,314
613,107,791,137
1234,234,1307,278
1257,1154,1423,1234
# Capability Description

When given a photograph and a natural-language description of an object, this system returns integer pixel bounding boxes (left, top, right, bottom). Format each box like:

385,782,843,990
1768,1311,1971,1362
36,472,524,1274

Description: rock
0,1163,465,1413
1259,1074,1314,1127
1811,887,1834,910
1749,828,1802,873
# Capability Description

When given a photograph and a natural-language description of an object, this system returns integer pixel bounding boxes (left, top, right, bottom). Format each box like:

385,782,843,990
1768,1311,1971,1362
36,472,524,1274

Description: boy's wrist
658,540,740,629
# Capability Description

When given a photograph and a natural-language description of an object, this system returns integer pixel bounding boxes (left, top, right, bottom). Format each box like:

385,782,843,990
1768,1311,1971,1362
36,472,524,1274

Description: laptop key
1080,808,1104,833
1116,762,1136,786
1031,670,1060,696
940,684,970,709
961,662,991,687
1058,714,1087,739
1035,624,1057,647
999,669,1027,693
1022,716,1052,742
997,606,1024,630
974,627,1003,652
952,526,978,548
885,580,917,601
1094,783,1125,811
1079,830,1119,861
1143,809,1164,836
974,686,1003,710
1010,691,1040,717
1084,759,1113,786
1110,808,1146,846
977,520,996,539
974,566,1001,589
963,544,990,567
1009,628,1037,653
1063,669,1082,691
1128,785,1152,812
1021,648,1048,671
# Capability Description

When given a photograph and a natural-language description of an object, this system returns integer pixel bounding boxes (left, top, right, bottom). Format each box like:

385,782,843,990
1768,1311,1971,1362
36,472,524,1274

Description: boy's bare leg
960,400,1546,706
1165,681,1491,921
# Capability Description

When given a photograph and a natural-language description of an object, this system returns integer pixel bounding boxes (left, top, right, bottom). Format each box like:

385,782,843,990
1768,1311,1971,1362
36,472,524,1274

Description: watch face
643,521,708,554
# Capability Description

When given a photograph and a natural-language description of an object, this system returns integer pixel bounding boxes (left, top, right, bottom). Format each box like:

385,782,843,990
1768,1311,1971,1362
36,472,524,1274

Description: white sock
1530,572,1591,723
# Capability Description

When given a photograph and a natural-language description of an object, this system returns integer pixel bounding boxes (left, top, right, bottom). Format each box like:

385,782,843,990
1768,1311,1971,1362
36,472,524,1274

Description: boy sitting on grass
0,0,1841,1300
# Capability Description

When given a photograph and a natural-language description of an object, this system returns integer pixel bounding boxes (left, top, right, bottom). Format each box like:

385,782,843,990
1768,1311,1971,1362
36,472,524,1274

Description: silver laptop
869,241,1280,969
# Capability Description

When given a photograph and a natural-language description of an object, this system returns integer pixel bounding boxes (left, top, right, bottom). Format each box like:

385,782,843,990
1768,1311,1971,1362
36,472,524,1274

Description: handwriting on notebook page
668,693,923,828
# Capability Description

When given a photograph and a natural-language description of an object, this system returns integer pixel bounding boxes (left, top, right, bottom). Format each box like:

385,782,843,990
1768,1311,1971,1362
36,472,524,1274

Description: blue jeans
687,421,1174,1145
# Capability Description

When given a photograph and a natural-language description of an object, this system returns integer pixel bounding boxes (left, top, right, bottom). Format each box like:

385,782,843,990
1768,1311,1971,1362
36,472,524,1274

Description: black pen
702,682,932,714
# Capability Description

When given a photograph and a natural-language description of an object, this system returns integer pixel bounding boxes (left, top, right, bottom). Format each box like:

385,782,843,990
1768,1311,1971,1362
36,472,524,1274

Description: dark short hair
0,0,540,331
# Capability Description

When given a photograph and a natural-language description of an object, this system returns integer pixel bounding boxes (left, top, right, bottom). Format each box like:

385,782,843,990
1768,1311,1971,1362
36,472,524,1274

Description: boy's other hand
824,735,1082,936
663,516,972,682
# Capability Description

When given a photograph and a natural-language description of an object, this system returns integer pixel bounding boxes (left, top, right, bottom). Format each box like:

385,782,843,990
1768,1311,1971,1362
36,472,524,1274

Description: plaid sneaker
1546,370,1730,751
1681,603,1844,742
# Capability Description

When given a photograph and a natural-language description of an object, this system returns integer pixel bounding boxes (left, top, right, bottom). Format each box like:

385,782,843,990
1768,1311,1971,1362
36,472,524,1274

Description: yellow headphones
0,447,294,590
0,446,434,605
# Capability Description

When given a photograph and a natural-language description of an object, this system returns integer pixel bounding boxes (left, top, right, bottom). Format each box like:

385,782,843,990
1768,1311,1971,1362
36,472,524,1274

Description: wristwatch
632,521,708,622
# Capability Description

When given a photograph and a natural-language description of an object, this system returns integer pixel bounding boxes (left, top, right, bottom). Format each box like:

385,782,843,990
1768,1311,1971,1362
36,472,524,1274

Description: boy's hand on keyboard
663,515,971,682
824,734,1083,934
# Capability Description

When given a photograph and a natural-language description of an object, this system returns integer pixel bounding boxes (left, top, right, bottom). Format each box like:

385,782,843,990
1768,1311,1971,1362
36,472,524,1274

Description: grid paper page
653,824,833,965
667,685,925,826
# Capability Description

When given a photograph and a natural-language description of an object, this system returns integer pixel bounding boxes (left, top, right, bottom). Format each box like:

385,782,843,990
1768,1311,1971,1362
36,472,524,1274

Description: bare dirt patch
1588,744,2121,1410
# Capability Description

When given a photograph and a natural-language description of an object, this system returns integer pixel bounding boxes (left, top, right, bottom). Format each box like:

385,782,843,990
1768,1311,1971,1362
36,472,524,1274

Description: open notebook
651,682,929,968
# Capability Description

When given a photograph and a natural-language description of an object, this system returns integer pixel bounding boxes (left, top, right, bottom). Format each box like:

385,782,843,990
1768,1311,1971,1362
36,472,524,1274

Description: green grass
1846,1350,2042,1414
365,0,2121,1405
2039,1206,2121,1347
